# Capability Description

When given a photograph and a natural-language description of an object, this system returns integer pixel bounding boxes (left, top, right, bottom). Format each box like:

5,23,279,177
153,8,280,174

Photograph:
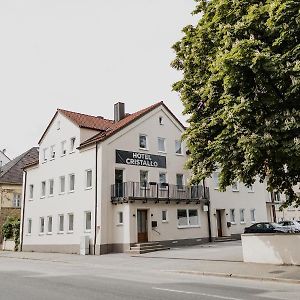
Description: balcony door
137,209,148,243
115,169,124,197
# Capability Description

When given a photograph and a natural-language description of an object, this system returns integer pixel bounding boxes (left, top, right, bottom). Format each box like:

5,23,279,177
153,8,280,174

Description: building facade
21,102,269,255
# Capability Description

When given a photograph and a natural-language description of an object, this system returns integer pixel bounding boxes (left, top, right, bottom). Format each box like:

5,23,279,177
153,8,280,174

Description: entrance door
115,169,124,197
216,210,223,237
137,210,148,243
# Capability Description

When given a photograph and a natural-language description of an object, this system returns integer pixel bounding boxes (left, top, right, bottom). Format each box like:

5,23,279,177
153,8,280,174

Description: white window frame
50,145,56,160
139,134,148,150
42,148,47,163
58,214,64,233
117,211,123,226
212,172,219,190
230,209,236,224
61,141,67,156
57,120,61,130
158,137,166,153
49,179,54,196
69,174,75,192
68,213,74,233
29,184,34,200
159,116,164,125
240,209,245,224
175,140,183,155
177,209,200,228
246,185,254,193
159,172,167,189
41,181,46,198
84,211,92,232
250,209,256,223
176,174,184,190
59,176,65,194
162,210,168,223
86,169,92,189
47,216,53,234
40,217,45,234
70,137,76,153
27,218,32,235
13,193,21,208
140,170,149,188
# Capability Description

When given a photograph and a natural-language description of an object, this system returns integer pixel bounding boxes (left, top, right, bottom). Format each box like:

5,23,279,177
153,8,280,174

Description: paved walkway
1,243,300,284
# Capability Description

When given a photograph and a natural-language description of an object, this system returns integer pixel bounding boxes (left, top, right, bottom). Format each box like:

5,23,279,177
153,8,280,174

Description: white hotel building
21,101,269,254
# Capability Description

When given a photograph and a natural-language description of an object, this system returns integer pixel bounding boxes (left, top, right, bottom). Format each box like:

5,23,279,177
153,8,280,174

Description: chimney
114,102,125,122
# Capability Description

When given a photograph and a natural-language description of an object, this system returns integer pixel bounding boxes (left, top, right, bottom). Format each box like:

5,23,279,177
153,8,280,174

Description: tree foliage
172,0,300,206
2,216,20,251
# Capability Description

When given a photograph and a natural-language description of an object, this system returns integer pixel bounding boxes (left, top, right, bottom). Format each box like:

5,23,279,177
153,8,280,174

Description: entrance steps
214,236,238,243
127,242,170,255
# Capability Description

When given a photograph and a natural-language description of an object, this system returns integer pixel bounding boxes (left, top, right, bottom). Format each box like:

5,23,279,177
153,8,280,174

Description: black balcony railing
111,181,209,204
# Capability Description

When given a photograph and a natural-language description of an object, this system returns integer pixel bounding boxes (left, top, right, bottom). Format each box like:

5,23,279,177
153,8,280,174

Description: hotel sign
116,150,166,168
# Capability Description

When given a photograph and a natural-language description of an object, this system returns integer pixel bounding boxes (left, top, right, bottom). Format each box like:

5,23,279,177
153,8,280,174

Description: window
57,120,60,130
159,116,164,125
230,209,236,224
60,176,65,193
69,174,75,192
86,170,92,189
177,209,199,228
68,213,74,232
61,141,67,156
118,211,123,225
58,215,64,232
232,182,239,192
139,134,148,149
49,179,54,196
246,185,254,193
175,140,182,155
85,211,91,231
27,219,32,234
250,209,256,223
212,172,219,189
41,181,46,198
70,137,76,153
47,216,53,233
140,170,148,187
13,193,21,208
40,217,45,234
162,210,168,222
29,184,34,200
158,137,166,152
50,145,55,159
43,148,47,162
176,174,184,189
159,172,167,188
240,209,245,223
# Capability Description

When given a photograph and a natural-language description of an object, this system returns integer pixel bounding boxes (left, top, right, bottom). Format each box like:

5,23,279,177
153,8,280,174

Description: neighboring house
0,149,10,168
0,147,39,244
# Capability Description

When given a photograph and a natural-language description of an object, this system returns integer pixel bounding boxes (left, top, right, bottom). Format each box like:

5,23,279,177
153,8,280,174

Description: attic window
159,116,164,125
57,121,61,130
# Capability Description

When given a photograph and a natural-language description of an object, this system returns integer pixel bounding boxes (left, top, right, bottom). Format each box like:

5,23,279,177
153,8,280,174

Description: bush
2,216,20,251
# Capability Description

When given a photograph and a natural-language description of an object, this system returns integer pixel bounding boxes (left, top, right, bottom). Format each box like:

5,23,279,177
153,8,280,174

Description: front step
214,237,237,242
127,242,170,255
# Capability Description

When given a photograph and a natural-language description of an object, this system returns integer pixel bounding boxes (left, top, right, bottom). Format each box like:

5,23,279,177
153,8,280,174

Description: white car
278,220,300,233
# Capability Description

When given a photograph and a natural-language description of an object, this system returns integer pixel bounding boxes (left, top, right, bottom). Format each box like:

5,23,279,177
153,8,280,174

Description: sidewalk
1,249,300,284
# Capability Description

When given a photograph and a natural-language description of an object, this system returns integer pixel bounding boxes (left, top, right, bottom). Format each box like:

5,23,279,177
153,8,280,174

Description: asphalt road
0,255,300,300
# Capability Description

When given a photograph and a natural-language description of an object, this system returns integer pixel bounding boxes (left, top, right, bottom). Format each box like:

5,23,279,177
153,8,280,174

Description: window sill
47,232,53,235
61,154,66,157
177,225,200,229
42,161,47,164
85,187,92,190
69,151,75,154
240,222,246,224
68,190,75,194
67,231,74,234
247,191,255,193
231,222,236,225
50,158,55,161
59,192,65,195
116,223,123,227
57,231,64,234
48,195,54,198
158,151,167,155
175,153,184,156
162,220,168,223
40,196,46,199
232,190,240,192
251,221,256,224
139,147,149,151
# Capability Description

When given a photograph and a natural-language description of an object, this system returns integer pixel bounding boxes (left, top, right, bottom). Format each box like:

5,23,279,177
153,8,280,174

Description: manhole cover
269,270,285,274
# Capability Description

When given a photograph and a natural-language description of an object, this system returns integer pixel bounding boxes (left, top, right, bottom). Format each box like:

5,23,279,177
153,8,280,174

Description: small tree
2,216,20,251
172,0,300,206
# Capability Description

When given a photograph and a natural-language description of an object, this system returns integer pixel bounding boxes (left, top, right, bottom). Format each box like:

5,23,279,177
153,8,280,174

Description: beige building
0,148,38,244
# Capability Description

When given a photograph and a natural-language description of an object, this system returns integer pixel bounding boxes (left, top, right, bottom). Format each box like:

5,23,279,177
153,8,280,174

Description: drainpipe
93,143,99,255
20,170,27,252
203,179,212,242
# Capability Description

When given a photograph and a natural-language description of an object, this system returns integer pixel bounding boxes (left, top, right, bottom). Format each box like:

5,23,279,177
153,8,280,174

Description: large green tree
172,0,300,206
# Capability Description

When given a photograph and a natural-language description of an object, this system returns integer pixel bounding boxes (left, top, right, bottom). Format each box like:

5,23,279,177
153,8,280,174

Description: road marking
152,287,243,300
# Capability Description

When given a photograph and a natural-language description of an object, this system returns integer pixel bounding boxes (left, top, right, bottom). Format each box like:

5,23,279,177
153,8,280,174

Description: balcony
111,182,209,204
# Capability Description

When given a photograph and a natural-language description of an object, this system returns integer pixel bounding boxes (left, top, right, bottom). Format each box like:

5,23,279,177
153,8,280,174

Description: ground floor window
27,219,32,234
40,217,45,234
162,210,168,222
58,214,64,232
230,209,236,224
118,211,123,225
177,209,199,228
85,211,91,231
68,213,74,232
47,216,53,233
240,209,245,223
250,209,256,223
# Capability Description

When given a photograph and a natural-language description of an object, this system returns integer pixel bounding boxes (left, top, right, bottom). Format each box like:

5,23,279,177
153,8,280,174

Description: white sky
0,0,197,159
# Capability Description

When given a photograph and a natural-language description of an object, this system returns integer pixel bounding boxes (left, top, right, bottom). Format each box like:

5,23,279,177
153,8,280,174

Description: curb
170,270,300,285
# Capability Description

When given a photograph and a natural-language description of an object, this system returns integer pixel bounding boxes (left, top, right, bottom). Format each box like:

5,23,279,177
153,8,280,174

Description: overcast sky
0,0,197,159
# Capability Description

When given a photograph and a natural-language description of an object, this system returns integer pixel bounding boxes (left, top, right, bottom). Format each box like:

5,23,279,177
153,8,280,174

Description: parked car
278,220,300,233
244,222,290,234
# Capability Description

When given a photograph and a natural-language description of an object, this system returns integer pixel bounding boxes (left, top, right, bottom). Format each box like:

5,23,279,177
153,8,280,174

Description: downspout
93,143,98,255
20,170,27,251
203,179,212,242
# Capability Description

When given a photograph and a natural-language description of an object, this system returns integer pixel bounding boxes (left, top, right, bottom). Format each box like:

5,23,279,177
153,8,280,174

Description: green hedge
2,216,20,251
